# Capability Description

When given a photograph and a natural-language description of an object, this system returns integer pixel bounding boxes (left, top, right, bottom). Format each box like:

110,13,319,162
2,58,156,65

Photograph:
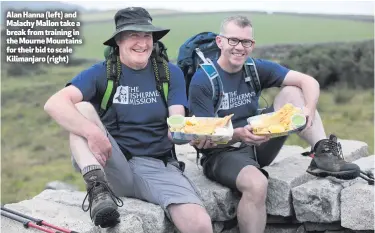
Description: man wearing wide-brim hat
44,7,214,232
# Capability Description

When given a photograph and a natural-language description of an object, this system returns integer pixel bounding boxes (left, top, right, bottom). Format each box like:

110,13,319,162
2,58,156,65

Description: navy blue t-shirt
188,59,290,129
68,60,187,158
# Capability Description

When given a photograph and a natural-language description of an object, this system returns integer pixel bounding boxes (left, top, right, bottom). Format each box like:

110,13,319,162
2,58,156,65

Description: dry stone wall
2,139,374,233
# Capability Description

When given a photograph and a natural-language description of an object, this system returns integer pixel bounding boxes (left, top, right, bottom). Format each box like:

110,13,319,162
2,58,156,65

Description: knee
189,212,212,233
281,85,303,95
274,86,305,109
171,205,213,233
74,102,104,129
236,166,268,204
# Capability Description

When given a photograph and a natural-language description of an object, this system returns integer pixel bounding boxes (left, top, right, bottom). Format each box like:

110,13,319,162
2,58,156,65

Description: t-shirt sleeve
255,59,290,89
167,63,188,108
66,62,106,102
188,69,215,117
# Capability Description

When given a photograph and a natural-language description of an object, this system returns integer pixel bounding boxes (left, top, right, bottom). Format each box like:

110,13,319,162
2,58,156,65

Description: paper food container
247,112,307,138
169,117,234,144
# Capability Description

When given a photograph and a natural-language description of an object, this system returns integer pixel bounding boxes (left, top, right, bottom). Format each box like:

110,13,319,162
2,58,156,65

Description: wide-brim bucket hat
103,7,170,47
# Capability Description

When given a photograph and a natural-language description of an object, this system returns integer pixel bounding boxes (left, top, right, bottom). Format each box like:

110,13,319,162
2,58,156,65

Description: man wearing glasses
188,15,358,233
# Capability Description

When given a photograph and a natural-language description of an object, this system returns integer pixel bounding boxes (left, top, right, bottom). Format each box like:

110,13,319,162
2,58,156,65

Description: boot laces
324,138,374,185
81,180,124,218
321,139,344,160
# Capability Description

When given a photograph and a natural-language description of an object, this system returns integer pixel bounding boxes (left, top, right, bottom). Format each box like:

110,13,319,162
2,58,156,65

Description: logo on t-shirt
114,86,129,104
219,90,256,110
113,85,159,105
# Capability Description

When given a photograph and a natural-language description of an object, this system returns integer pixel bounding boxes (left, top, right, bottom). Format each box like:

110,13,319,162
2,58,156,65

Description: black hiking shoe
82,168,124,228
304,134,360,180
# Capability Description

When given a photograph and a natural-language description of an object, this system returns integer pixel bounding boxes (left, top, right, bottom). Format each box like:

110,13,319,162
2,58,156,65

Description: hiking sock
82,165,107,185
82,165,102,178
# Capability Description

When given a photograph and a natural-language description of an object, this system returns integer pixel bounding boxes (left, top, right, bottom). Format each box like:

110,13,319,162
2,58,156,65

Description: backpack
177,32,262,116
100,41,171,117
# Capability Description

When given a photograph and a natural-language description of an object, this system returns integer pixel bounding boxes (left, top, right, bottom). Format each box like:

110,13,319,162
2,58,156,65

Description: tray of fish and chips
167,114,234,144
247,103,307,138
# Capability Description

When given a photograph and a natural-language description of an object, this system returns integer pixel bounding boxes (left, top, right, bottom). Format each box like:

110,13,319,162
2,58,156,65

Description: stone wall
1,139,374,233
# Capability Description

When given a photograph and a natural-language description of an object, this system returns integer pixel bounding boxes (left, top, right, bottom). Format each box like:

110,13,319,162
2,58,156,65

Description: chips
251,103,304,135
170,114,234,135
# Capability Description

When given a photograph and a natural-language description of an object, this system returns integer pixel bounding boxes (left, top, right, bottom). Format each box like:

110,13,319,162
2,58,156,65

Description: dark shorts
200,106,288,191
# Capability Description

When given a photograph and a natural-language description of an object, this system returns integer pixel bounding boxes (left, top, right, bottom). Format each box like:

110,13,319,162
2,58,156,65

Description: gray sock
82,165,104,184
82,165,102,176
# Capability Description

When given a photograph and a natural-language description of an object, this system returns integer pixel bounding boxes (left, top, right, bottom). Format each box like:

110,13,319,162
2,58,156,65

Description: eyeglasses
220,35,255,48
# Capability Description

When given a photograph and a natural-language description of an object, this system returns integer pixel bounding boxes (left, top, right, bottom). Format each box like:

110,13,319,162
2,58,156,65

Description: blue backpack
177,32,262,116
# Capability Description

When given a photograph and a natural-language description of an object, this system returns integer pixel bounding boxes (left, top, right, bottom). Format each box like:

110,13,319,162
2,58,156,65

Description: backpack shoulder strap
151,54,170,107
195,48,223,116
151,45,182,163
99,47,121,117
243,57,261,96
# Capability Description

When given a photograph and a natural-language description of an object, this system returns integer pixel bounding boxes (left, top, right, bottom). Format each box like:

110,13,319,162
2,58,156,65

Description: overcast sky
65,0,374,16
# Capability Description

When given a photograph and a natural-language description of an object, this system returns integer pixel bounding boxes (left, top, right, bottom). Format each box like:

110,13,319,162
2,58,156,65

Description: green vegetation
281,40,374,89
75,12,374,60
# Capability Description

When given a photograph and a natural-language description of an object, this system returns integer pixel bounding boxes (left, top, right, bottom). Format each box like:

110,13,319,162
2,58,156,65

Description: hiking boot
81,166,123,228
305,134,360,180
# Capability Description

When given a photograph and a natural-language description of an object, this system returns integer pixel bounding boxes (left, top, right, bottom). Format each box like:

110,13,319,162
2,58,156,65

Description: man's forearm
44,95,100,139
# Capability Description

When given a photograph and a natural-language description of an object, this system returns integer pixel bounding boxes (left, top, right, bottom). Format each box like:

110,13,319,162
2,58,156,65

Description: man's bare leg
169,203,213,233
69,102,107,169
236,166,268,233
70,102,122,228
273,86,327,147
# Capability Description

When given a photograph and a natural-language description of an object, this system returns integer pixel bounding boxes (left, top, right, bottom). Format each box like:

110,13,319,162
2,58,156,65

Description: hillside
80,8,184,22
73,11,374,60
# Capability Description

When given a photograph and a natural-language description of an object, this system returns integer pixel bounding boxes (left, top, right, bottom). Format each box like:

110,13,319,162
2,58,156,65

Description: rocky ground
1,139,374,233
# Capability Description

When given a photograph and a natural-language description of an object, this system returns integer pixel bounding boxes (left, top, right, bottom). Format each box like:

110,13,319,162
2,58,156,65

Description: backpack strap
99,47,121,117
150,50,182,163
151,41,170,106
195,48,224,117
151,55,170,107
244,57,267,114
243,57,261,96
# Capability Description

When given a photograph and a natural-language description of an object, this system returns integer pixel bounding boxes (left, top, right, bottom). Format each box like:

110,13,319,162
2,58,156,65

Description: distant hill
0,1,86,22
80,8,183,22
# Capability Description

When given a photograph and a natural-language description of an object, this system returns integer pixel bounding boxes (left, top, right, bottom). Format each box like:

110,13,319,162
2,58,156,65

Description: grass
1,66,86,203
74,12,374,60
1,64,373,205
